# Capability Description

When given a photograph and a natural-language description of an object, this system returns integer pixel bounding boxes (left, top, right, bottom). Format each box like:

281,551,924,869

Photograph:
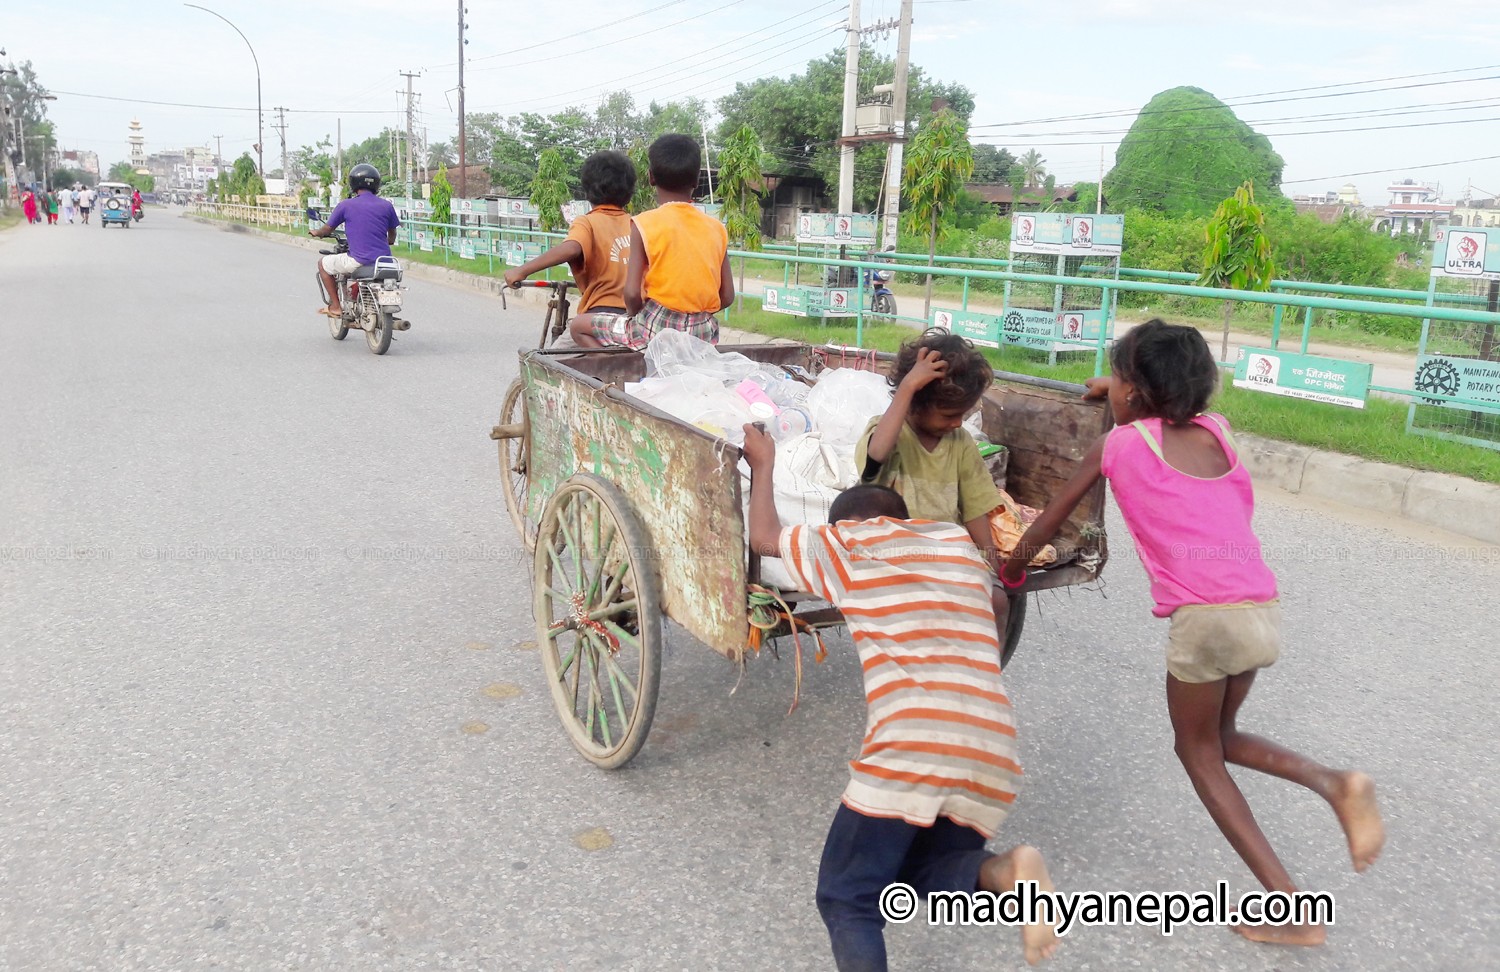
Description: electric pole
880,0,912,248
400,70,419,203
273,105,289,194
836,0,861,214
457,1,467,198
213,134,223,170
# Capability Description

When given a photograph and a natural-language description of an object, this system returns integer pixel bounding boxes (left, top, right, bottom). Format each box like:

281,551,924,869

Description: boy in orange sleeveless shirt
570,134,735,349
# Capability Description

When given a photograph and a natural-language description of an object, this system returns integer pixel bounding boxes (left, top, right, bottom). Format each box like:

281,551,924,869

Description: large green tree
970,143,1017,184
529,148,571,233
716,48,974,210
107,161,155,192
1104,87,1285,216
903,109,974,319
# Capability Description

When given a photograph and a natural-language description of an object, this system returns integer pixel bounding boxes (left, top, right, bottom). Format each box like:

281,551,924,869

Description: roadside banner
1414,354,1500,413
1430,226,1500,279
1233,348,1372,409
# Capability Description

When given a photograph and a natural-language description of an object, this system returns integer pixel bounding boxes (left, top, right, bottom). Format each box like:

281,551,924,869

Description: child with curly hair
858,328,1004,573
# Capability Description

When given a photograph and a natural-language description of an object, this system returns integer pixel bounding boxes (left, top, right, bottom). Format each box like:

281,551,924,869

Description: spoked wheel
535,474,662,769
498,378,537,551
367,309,393,355
318,275,347,340
1000,591,1028,671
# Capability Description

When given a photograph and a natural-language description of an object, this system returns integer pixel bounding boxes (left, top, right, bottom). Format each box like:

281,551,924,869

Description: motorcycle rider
309,163,401,318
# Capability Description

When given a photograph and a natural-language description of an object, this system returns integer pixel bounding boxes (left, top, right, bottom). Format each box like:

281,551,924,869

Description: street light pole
183,3,262,176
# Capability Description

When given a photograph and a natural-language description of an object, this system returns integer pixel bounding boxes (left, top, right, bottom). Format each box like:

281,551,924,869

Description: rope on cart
739,584,828,715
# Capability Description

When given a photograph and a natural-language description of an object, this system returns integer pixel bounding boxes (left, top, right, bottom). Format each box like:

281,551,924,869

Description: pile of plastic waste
624,331,893,589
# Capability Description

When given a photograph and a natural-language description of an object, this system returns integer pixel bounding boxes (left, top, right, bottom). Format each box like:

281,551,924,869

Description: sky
7,0,1500,206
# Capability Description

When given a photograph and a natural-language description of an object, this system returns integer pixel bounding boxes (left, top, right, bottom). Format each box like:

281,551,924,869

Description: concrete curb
190,214,1500,548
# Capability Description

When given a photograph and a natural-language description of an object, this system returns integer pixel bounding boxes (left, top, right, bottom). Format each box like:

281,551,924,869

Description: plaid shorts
588,299,720,350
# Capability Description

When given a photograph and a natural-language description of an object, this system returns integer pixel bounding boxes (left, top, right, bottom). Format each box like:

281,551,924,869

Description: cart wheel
499,378,537,551
535,474,662,769
367,309,393,355
1000,592,1028,671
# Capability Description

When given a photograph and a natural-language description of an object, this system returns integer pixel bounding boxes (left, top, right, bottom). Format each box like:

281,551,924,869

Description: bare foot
1233,921,1327,946
981,845,1059,966
1329,771,1384,872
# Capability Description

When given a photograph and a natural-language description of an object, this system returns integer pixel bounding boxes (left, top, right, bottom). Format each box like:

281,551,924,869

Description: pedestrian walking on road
1001,319,1386,948
61,186,76,223
21,187,39,225
45,188,60,225
78,186,95,224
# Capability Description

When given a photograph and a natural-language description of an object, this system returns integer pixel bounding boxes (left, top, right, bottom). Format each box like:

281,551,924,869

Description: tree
626,142,656,215
970,143,1017,184
529,148,571,233
426,139,455,171
1199,181,1275,361
1017,150,1047,187
717,48,974,210
431,165,453,236
717,125,767,296
106,161,155,193
903,110,974,319
1105,87,1285,216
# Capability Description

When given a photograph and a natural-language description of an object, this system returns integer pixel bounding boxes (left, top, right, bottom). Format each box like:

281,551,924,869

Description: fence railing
190,202,1500,440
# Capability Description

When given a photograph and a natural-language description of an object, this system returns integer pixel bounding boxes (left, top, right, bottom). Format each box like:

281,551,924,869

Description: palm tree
1018,149,1047,187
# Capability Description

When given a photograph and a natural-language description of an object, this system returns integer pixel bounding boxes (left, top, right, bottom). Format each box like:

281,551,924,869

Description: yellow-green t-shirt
855,417,1002,526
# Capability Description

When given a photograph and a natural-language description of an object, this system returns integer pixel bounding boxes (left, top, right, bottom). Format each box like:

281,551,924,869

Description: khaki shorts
320,252,362,276
1166,600,1282,683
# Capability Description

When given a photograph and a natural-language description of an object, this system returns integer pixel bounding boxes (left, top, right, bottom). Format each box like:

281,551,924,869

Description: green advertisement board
1414,354,1500,413
1232,348,1372,409
762,285,856,318
762,286,809,316
795,212,878,245
459,239,476,260
1010,212,1124,257
933,308,1001,348
1429,226,1500,280
933,307,1112,351
504,241,544,267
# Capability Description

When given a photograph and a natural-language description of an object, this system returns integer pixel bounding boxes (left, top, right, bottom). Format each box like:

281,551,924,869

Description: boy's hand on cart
741,424,776,470
503,268,526,288
1082,376,1112,401
901,348,949,392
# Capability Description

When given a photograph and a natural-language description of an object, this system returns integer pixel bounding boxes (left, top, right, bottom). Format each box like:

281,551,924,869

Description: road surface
2,213,1496,971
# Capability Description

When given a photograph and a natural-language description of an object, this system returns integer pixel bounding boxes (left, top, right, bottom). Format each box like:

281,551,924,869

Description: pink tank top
1099,414,1278,617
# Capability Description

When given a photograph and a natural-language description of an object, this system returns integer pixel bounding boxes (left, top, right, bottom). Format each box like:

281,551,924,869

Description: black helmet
349,163,381,193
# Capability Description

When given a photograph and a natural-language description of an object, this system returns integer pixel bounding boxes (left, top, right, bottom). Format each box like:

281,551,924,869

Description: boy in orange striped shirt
744,424,1059,970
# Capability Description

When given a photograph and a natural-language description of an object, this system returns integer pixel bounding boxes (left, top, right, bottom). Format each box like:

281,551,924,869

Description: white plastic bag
643,329,758,384
804,368,892,459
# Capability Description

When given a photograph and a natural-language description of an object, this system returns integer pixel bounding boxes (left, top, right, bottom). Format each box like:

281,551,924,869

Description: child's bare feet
1328,771,1384,872
980,845,1059,966
1233,921,1327,946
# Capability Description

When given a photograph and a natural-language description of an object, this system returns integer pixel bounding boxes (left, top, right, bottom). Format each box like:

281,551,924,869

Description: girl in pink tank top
998,320,1384,947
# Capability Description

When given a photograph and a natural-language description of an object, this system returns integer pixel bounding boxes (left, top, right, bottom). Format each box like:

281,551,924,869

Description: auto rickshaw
97,182,136,229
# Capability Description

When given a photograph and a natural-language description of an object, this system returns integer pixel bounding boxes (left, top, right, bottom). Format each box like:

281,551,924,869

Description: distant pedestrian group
20,184,98,225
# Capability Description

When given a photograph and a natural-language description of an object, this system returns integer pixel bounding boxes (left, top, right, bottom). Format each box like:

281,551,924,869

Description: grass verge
722,305,1500,485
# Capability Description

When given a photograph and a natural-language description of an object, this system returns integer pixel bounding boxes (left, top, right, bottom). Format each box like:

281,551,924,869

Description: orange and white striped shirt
778,518,1020,837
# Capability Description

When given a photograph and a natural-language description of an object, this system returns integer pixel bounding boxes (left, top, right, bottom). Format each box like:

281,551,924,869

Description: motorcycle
866,266,897,317
308,208,409,355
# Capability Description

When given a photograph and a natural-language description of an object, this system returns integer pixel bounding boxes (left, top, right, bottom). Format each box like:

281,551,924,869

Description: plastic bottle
775,406,814,438
736,379,780,414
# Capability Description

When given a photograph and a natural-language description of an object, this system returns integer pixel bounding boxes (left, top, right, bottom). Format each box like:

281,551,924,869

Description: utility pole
836,0,861,214
273,105,289,194
879,0,912,248
1097,146,1104,214
400,70,419,203
701,117,715,204
336,118,343,198
0,71,17,207
213,134,223,169
457,1,467,198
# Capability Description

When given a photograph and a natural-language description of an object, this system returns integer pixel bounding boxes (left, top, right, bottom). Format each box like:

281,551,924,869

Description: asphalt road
2,212,1496,972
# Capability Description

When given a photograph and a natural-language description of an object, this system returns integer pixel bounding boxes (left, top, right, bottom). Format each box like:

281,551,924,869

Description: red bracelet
999,568,1027,590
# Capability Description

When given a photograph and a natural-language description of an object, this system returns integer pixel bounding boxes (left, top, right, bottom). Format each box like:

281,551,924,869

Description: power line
971,69,1500,131
48,89,397,115
435,0,691,68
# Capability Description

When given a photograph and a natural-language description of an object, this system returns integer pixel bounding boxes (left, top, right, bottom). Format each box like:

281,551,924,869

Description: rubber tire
999,592,1028,671
871,293,896,317
318,274,347,340
367,309,393,355
499,378,536,552
535,474,662,770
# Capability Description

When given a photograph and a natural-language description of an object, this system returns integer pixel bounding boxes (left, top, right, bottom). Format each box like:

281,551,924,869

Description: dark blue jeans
815,803,993,972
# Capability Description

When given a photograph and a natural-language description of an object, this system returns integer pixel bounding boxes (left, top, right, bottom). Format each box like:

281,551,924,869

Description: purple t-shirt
327,191,401,265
